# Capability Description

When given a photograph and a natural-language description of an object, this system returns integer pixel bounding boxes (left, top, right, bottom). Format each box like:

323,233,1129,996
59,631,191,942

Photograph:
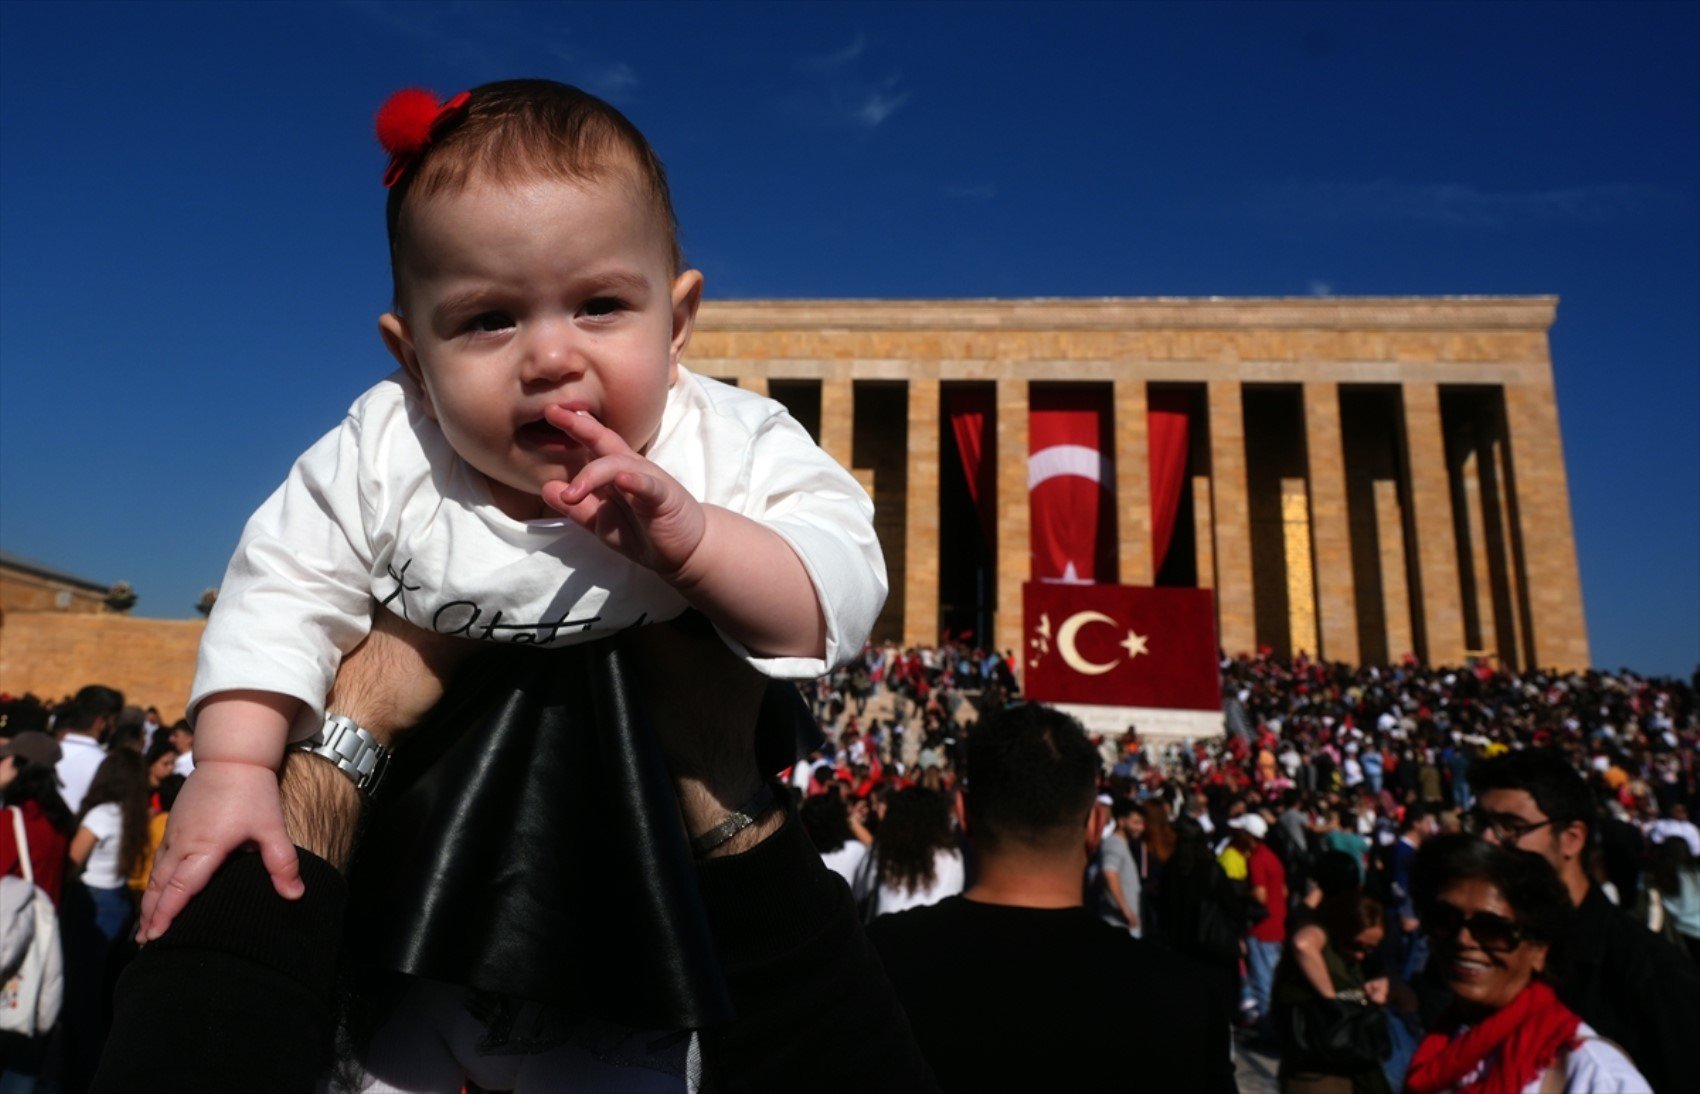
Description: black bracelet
690,782,778,857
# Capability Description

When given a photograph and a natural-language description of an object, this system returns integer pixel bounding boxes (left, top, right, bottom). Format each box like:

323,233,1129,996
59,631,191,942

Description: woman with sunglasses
1405,834,1648,1093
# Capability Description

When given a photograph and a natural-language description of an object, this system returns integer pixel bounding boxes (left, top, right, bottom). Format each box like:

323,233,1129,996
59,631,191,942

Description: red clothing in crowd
1,799,69,906
1247,841,1287,944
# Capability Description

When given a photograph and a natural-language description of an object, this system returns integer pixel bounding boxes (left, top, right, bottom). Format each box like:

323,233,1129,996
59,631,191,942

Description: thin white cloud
1308,280,1334,297
848,79,908,128
799,34,867,73
1254,179,1687,227
788,33,908,131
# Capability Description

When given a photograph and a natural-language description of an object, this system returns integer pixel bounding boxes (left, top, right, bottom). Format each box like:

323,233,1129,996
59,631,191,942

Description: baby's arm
542,407,824,659
136,691,305,943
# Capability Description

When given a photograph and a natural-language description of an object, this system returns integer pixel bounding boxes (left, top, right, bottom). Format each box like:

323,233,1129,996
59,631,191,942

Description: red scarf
1405,979,1580,1094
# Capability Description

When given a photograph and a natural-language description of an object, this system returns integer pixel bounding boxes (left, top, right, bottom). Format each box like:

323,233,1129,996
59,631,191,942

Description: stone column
1192,475,1215,590
993,378,1030,662
742,375,769,398
903,377,941,648
1207,381,1255,656
1303,382,1360,664
1401,384,1466,666
1486,434,1527,668
1114,380,1153,586
1459,445,1499,659
1503,379,1590,670
1374,479,1415,660
819,376,854,470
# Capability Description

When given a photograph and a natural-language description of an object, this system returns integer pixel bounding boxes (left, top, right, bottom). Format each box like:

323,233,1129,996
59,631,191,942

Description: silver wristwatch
293,713,391,796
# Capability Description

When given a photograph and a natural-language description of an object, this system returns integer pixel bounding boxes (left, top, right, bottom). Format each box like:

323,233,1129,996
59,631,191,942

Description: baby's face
381,170,701,520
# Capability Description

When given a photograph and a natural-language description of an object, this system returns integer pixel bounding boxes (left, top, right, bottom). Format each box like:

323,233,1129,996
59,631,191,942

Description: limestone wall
0,613,204,722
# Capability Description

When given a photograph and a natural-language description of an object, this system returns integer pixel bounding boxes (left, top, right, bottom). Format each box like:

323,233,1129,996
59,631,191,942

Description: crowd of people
4,646,1700,1091
794,643,1700,1091
0,687,197,1091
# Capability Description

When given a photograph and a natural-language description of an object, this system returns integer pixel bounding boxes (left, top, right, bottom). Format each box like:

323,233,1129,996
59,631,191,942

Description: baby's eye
582,297,625,318
468,311,514,333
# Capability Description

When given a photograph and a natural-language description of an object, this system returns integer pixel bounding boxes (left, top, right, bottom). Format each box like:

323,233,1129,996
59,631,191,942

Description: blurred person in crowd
1648,802,1700,858
0,734,74,1094
1231,810,1288,1035
165,720,194,777
867,703,1232,1092
1097,798,1145,936
142,740,176,798
1273,890,1391,1094
1322,805,1370,881
53,685,123,813
0,731,73,906
103,723,144,756
131,774,185,899
800,790,870,890
1161,816,1246,1020
69,752,150,942
1470,748,1700,1092
60,749,149,1092
1390,807,1438,981
1405,834,1648,1093
858,786,963,918
1647,837,1700,964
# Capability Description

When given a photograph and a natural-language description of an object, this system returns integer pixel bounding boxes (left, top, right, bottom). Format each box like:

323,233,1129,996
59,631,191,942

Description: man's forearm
279,750,362,871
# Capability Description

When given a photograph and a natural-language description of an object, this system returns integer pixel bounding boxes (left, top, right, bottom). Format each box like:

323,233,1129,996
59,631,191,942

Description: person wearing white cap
1227,810,1286,1035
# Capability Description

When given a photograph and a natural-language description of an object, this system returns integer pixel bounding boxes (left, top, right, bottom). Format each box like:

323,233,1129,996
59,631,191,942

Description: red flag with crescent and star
1023,583,1220,710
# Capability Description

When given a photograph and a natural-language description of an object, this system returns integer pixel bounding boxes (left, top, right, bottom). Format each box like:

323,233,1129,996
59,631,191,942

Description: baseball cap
0,731,62,767
1227,812,1269,840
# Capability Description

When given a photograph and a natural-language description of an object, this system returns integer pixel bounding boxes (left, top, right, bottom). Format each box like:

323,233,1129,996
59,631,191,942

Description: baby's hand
136,759,303,943
540,407,707,580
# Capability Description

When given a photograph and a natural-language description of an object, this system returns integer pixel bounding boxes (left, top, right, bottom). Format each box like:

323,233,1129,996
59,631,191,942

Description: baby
139,79,886,941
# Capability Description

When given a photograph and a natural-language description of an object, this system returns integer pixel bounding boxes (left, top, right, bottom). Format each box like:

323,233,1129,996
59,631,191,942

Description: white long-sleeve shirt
191,366,886,741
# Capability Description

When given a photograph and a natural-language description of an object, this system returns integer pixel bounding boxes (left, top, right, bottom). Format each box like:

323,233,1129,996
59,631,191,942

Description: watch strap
293,712,390,796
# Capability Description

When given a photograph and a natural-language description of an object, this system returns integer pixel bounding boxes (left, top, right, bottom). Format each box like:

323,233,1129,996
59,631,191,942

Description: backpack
1,806,64,1036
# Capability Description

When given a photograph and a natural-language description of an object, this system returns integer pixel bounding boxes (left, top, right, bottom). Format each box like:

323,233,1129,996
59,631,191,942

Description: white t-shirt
55,734,106,814
819,840,869,890
192,367,887,740
872,848,965,917
79,802,127,890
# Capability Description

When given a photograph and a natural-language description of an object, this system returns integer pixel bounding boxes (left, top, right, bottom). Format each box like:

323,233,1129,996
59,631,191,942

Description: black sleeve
693,795,940,1093
93,848,347,1094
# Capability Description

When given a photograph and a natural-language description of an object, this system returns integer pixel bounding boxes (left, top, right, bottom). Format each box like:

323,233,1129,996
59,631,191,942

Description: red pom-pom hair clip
376,88,471,189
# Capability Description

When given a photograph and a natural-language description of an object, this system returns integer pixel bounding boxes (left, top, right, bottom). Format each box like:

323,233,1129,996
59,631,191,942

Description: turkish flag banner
1028,388,1111,584
1023,583,1220,711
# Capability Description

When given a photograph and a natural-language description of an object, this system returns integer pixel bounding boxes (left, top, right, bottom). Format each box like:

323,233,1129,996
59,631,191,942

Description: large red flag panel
1028,389,1111,584
1023,583,1220,711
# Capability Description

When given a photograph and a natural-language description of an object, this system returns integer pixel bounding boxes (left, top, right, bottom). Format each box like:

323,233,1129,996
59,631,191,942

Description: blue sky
1,1,1695,675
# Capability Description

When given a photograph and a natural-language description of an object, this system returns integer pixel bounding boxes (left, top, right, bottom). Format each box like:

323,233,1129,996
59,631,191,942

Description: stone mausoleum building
690,295,1588,673
1,295,1591,714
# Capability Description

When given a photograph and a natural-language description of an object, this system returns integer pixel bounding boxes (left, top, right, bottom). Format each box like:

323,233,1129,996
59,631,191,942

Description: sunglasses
1463,809,1553,842
1424,901,1526,953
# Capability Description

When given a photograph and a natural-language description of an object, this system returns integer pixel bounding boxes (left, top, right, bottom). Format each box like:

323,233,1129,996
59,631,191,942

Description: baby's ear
668,269,704,383
379,313,435,420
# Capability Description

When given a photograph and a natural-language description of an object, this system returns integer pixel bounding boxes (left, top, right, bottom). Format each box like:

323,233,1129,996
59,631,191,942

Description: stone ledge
697,296,1559,332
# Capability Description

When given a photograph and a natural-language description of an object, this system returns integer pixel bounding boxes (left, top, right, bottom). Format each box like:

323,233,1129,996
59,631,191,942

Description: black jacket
1557,884,1700,1094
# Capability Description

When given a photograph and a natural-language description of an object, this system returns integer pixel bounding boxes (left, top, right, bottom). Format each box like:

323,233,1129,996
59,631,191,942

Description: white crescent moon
1057,610,1120,676
1027,444,1113,490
